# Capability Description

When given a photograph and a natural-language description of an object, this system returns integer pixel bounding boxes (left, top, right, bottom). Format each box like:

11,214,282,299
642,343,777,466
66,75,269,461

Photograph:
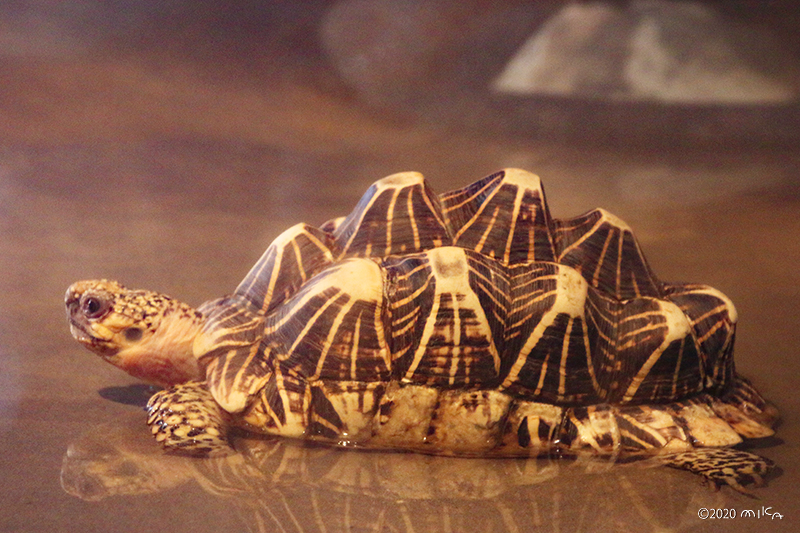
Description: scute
263,257,391,384
441,169,556,265
194,296,268,413
385,246,502,388
332,171,451,259
662,283,737,392
554,208,661,299
235,223,335,313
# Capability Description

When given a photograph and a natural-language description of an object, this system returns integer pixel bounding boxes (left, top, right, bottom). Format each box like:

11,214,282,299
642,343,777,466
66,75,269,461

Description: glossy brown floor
1,3,798,532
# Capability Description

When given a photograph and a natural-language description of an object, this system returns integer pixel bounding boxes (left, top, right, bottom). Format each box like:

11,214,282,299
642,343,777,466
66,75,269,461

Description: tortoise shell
176,168,775,462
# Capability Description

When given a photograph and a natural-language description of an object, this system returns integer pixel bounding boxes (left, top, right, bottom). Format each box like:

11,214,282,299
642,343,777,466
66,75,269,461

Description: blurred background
1,1,798,532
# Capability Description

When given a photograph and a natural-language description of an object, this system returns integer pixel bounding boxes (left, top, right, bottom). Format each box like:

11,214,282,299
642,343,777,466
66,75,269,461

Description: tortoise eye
81,296,109,319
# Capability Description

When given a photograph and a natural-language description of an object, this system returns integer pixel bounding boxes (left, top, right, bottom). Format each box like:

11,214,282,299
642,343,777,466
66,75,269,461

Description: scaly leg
146,381,233,456
661,448,774,496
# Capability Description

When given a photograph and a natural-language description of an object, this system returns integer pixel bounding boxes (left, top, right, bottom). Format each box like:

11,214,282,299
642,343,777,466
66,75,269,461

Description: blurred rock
493,0,799,104
319,0,546,108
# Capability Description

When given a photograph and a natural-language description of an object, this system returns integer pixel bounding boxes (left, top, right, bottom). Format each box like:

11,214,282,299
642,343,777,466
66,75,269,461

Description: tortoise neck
112,300,207,387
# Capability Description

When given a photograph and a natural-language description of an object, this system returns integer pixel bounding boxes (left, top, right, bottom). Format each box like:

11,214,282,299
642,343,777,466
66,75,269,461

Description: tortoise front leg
146,381,233,456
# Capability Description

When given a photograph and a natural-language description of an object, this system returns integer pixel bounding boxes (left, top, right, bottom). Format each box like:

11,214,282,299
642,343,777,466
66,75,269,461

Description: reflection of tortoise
66,169,778,492
61,417,731,533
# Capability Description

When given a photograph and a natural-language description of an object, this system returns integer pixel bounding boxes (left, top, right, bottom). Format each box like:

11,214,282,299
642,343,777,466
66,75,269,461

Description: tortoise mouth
69,319,97,344
68,318,119,357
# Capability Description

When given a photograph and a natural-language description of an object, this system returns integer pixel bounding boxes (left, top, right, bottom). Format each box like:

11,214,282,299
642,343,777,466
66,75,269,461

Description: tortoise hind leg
661,448,775,496
146,381,233,457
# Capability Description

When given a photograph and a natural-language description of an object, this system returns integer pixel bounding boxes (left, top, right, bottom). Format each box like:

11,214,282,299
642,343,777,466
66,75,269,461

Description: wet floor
1,2,799,532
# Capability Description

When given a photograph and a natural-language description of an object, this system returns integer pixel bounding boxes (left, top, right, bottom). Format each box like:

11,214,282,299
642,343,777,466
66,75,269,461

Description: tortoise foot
146,381,233,457
661,448,774,496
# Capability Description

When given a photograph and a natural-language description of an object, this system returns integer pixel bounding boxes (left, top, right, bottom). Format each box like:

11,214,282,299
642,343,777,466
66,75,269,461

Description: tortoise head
65,280,205,387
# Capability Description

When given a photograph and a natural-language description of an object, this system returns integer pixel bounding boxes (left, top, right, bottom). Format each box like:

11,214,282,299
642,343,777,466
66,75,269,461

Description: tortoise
65,168,778,493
